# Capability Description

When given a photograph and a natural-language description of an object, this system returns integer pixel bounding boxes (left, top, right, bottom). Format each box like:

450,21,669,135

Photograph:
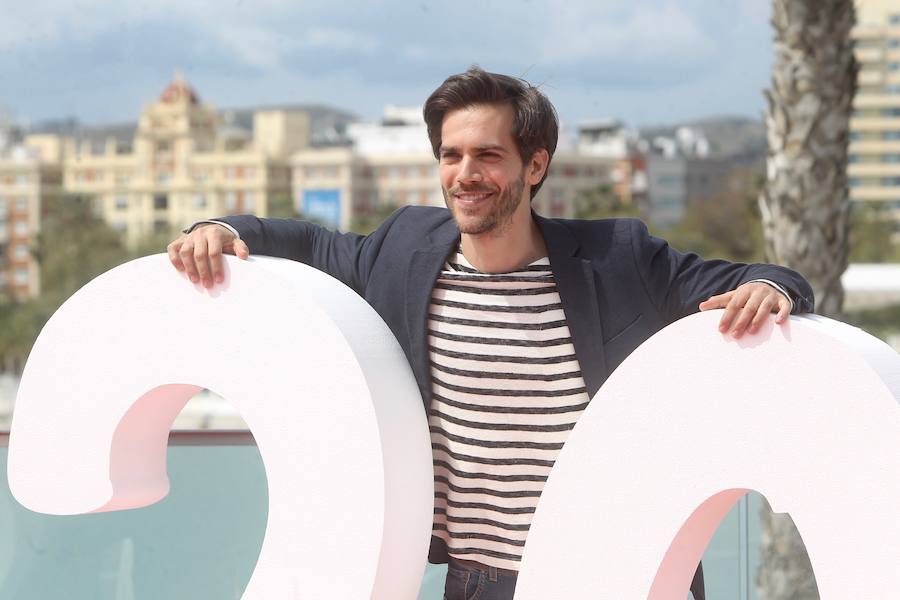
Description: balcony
1,429,808,600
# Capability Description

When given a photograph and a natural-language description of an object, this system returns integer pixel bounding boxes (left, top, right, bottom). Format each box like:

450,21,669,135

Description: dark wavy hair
423,66,559,199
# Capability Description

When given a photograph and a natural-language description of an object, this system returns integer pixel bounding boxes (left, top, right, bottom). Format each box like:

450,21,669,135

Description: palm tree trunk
758,0,857,319
756,1,857,598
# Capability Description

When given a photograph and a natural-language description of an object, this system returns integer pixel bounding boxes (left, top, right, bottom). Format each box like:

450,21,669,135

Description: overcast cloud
0,0,774,128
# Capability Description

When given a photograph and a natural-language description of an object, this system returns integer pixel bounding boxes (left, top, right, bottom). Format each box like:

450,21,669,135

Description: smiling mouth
454,192,493,203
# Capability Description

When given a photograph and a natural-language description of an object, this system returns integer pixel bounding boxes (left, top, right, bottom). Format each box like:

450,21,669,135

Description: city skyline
1,0,771,128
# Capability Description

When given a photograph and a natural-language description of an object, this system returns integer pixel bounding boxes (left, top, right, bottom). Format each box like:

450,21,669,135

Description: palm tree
758,0,858,318
756,1,857,598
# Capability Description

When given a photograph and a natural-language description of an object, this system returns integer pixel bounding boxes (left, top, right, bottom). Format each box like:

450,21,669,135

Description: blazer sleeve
628,219,815,323
213,206,412,295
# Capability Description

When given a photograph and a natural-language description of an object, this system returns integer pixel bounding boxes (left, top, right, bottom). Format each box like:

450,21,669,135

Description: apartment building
292,108,625,231
850,0,900,228
61,75,353,245
0,135,63,300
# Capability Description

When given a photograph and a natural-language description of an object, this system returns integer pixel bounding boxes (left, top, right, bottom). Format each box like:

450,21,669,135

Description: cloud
0,0,773,126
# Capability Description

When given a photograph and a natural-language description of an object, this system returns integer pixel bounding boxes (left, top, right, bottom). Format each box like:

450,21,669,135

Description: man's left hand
698,282,791,338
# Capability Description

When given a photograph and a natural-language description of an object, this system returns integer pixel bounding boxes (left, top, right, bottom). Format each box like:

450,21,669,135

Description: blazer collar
534,214,608,398
406,217,460,407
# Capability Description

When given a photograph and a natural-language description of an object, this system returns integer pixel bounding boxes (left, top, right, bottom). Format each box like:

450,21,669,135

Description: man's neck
460,216,548,273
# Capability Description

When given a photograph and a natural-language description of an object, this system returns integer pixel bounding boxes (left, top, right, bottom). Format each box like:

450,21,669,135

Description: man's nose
456,156,483,184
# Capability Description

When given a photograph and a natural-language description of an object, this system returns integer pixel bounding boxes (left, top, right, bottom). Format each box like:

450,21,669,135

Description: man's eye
481,152,501,161
440,153,459,162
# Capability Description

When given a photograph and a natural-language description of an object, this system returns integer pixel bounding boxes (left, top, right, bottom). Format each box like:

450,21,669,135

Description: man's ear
526,149,550,186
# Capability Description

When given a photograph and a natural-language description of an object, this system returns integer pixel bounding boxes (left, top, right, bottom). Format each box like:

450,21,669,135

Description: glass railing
0,431,810,600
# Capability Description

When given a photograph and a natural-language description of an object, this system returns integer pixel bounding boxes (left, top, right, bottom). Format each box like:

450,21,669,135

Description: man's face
439,103,539,236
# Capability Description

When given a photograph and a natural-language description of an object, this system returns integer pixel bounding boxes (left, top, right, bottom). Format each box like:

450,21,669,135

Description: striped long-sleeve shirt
428,250,590,571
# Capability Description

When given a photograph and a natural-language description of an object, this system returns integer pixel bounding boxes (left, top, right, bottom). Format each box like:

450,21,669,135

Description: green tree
848,202,900,263
574,184,641,220
663,169,765,263
267,193,299,219
349,202,400,235
0,195,131,370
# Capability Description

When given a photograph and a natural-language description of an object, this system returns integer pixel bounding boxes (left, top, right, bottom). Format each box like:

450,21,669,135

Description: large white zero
6,254,434,599
515,310,900,599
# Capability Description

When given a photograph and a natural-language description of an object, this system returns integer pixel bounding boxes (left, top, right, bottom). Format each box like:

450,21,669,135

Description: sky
0,0,774,129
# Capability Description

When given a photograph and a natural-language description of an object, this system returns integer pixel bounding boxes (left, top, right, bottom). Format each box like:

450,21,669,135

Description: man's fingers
208,237,225,283
168,238,185,271
231,239,250,260
193,237,212,287
728,292,763,338
717,288,749,333
179,240,199,283
775,297,791,323
748,295,776,333
699,291,733,311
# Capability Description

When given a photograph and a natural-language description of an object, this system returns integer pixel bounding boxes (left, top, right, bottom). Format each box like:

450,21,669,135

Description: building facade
56,76,355,246
850,0,900,230
292,110,628,232
0,136,63,300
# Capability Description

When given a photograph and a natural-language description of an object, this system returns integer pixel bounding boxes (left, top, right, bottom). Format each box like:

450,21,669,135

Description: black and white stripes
428,251,589,570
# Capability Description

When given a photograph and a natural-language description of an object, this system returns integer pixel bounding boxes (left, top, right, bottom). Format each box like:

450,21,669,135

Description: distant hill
640,116,767,165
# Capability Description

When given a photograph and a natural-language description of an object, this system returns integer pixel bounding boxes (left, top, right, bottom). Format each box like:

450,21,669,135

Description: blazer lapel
535,214,608,398
406,219,460,408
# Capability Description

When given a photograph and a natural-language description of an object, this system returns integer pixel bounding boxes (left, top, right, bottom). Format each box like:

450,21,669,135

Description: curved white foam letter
515,310,900,599
7,254,433,599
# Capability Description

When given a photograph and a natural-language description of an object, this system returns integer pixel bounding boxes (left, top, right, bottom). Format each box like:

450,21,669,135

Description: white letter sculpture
6,255,434,599
515,310,900,599
8,256,900,599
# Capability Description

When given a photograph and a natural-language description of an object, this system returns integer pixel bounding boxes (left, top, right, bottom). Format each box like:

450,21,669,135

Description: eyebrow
439,144,508,154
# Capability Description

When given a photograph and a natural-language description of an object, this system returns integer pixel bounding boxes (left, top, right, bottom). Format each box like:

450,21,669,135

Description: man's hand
698,282,791,338
167,224,250,288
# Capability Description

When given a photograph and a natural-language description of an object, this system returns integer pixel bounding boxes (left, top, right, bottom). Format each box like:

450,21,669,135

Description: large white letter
515,311,900,599
7,255,433,599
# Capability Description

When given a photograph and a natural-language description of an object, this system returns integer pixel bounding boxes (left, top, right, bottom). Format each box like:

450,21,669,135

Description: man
169,67,813,600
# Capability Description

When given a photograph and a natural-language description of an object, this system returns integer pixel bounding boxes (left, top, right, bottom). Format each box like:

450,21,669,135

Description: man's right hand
167,223,250,288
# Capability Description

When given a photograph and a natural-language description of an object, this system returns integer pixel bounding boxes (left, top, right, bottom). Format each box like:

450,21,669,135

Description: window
224,191,237,212
848,154,861,164
112,221,128,233
156,141,171,154
848,177,862,187
192,194,207,209
153,194,168,210
890,63,900,72
889,39,900,49
884,177,900,186
15,173,28,185
156,171,171,184
14,268,27,285
244,192,255,212
153,219,168,233
115,171,131,184
890,14,900,25
886,154,900,163
14,244,28,260
15,197,27,211
884,108,900,117
115,195,129,210
0,197,5,211
13,221,27,236
884,132,900,140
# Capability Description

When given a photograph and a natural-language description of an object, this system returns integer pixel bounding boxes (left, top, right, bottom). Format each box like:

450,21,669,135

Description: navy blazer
218,206,814,599
220,206,814,408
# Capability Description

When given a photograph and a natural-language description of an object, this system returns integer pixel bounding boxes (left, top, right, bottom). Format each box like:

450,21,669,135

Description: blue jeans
443,557,518,600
